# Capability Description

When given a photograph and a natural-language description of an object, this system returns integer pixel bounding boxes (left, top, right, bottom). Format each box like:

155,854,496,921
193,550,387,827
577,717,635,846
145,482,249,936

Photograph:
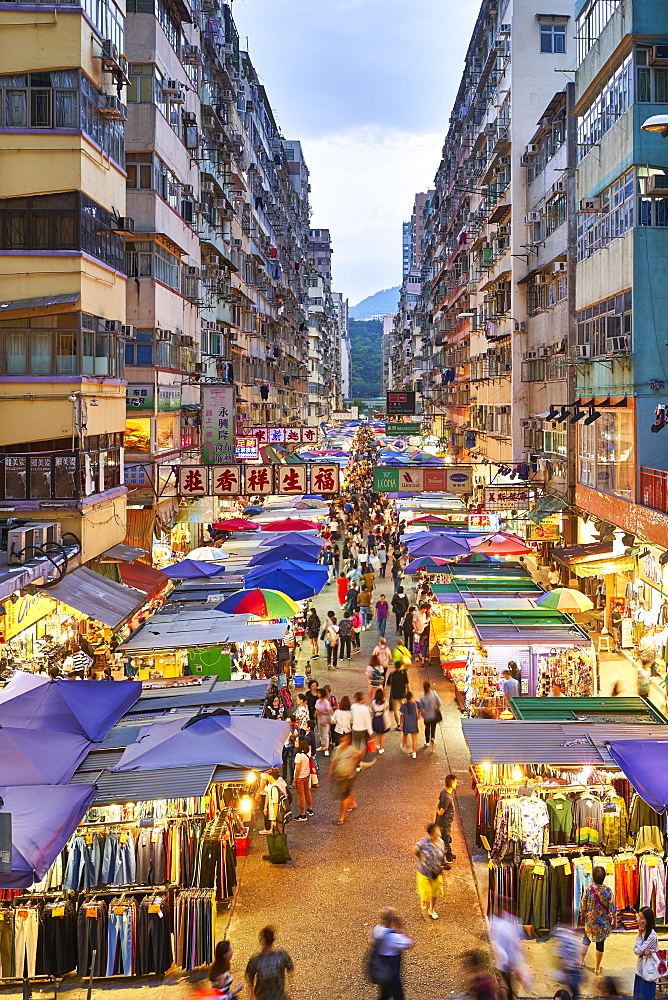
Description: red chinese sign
211,465,242,496
277,465,307,495
178,466,208,496
245,465,274,495
310,464,339,494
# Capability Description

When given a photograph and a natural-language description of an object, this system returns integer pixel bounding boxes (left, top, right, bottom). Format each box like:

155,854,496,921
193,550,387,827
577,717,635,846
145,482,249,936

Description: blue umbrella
405,534,470,559
242,505,265,516
247,544,320,567
259,531,323,552
163,559,227,580
244,559,329,600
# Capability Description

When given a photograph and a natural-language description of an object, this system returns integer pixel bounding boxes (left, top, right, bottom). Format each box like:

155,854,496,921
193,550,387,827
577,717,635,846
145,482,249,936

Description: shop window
125,418,151,453
156,413,178,452
578,410,634,500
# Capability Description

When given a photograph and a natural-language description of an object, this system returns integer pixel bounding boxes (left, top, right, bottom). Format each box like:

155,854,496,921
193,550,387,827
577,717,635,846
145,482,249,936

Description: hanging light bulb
512,766,523,781
246,771,257,784
239,796,252,814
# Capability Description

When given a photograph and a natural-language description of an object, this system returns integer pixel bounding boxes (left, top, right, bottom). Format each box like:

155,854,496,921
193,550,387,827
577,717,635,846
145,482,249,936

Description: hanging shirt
519,797,549,855
629,794,665,854
602,795,629,854
547,797,574,846
573,796,603,847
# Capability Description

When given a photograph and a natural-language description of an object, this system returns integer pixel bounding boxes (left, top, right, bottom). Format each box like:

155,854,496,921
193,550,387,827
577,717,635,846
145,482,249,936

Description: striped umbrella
215,588,301,617
534,588,594,612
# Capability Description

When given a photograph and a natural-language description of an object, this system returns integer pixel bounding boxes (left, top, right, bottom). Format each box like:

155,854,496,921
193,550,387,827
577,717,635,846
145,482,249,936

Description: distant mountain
349,319,383,399
349,286,399,320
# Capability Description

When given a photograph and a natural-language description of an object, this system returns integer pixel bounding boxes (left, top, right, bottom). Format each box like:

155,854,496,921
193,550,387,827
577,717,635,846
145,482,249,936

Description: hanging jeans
101,836,136,886
14,907,39,978
106,906,133,976
0,910,13,977
549,860,573,928
572,859,593,927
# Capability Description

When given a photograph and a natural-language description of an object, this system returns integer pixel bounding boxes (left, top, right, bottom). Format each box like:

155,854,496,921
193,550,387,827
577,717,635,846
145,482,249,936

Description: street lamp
641,114,668,138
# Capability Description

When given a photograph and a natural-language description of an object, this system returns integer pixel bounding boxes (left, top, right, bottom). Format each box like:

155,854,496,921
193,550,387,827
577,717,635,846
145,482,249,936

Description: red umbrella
260,518,322,532
212,518,257,531
408,514,451,525
468,532,531,555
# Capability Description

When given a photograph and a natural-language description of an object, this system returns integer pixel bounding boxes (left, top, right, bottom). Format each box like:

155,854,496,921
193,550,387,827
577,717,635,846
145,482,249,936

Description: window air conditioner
553,261,567,273
524,211,541,223
7,526,36,564
650,45,668,65
646,174,668,193
579,197,602,212
575,344,591,359
113,216,135,232
122,325,136,339
31,522,62,549
105,320,122,333
520,153,532,165
499,23,511,33
201,181,215,193
156,328,172,342
607,336,629,353
182,111,197,124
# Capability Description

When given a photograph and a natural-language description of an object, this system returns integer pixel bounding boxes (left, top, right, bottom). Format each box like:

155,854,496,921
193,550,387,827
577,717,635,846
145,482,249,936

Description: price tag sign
113,905,127,914
51,906,65,918
148,904,161,914
85,908,98,919
17,909,29,919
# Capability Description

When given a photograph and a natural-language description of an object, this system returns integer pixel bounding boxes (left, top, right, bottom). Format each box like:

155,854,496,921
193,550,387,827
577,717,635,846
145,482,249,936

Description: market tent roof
101,544,148,562
115,610,286,652
551,541,613,565
0,783,97,888
244,560,329,599
162,559,227,580
462,596,537,611
39,566,145,628
509,697,668,725
118,561,169,598
1,727,92,784
259,531,323,551
0,672,141,740
461,721,668,766
247,544,320,566
607,740,668,813
111,713,290,772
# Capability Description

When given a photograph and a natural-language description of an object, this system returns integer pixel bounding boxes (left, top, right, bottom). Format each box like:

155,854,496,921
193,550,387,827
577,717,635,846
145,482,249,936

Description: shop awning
115,610,286,653
551,541,613,565
461,721,668,766
509,697,668,725
607,740,668,813
0,783,97,888
69,764,250,804
41,566,146,628
569,554,636,578
118,561,169,599
101,544,149,562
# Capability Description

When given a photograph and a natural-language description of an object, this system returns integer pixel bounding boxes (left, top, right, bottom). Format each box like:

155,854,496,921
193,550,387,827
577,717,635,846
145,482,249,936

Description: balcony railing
640,466,668,516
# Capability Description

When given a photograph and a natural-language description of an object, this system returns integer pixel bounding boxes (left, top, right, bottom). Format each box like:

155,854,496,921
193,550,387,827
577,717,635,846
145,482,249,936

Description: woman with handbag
370,688,391,754
579,866,615,974
412,823,446,920
633,907,659,1000
417,680,441,752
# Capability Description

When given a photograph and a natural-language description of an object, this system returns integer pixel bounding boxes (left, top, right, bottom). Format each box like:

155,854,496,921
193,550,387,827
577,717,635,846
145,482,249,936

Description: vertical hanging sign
202,386,236,465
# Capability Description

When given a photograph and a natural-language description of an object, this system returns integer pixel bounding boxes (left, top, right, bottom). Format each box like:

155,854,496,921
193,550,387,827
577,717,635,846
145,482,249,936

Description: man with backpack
368,907,413,999
338,610,354,661
391,588,409,633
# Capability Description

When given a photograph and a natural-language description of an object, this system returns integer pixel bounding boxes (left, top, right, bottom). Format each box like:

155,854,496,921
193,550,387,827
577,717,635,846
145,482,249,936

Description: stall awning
101,544,149,562
607,740,668,813
70,764,217,804
474,625,591,646
509,697,668,724
118,561,169,599
41,567,145,628
116,610,286,652
570,555,636,578
551,541,613,565
462,721,668,766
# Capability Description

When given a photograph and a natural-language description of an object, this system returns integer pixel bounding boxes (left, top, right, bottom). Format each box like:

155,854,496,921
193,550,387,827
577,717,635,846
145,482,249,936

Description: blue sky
232,0,479,305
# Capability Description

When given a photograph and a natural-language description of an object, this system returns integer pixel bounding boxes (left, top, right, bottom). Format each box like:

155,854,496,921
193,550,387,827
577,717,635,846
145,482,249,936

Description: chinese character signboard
158,386,181,411
285,428,301,445
202,386,236,465
301,427,318,445
211,465,242,496
124,465,151,489
277,465,307,495
235,437,259,461
311,464,339,494
468,513,499,532
126,384,154,410
245,465,274,495
251,428,269,444
386,422,422,436
483,486,530,511
386,391,416,416
178,466,208,496
268,427,286,444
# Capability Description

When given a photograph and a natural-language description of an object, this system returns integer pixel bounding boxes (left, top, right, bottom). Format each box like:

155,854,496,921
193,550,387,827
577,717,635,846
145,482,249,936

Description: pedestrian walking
245,926,294,1000
358,585,372,629
338,610,354,661
305,608,321,658
352,609,363,650
209,940,243,998
328,732,375,824
435,774,457,866
488,912,531,1000
413,823,446,919
351,691,373,751
373,636,393,682
579,866,616,974
337,572,349,607
392,588,409,633
368,907,413,1000
294,693,309,735
400,690,419,758
463,950,499,1000
306,678,319,724
325,618,340,670
366,654,385,703
344,581,360,613
375,594,389,637
388,661,409,729
315,687,333,755
293,738,313,821
377,543,388,578
553,924,582,1000
401,606,415,652
501,669,520,701
391,561,404,594
332,695,352,746
332,543,340,576
370,688,390,753
418,680,441,750
363,566,376,593
633,907,659,1000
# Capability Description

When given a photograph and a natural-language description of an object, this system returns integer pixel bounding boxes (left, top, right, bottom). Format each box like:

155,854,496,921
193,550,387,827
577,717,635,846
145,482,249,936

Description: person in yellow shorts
412,823,447,920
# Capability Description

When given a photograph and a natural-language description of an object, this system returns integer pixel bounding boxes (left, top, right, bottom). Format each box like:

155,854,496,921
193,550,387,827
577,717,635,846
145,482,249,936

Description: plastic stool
597,634,613,652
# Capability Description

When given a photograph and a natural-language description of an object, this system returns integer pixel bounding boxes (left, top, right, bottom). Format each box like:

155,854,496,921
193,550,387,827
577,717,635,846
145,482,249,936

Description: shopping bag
265,833,292,864
367,738,377,754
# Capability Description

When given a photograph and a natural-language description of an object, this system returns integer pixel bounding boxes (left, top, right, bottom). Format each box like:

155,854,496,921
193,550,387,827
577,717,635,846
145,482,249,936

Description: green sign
158,386,181,411
373,467,400,491
126,384,154,411
386,422,422,436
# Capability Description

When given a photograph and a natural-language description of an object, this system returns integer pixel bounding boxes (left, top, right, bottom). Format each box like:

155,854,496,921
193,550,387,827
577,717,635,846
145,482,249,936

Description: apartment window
639,171,668,227
578,410,634,500
125,329,155,367
127,63,164,105
540,23,566,54
0,313,122,377
125,240,180,291
543,426,567,456
0,440,121,501
577,169,634,261
577,55,632,162
576,0,622,63
546,194,567,235
576,290,632,357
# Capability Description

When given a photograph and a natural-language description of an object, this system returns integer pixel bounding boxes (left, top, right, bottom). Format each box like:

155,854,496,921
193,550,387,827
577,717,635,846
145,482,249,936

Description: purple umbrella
0,671,140,741
247,544,320,567
0,784,97,888
259,531,323,552
0,727,91,785
405,534,470,559
163,559,227,580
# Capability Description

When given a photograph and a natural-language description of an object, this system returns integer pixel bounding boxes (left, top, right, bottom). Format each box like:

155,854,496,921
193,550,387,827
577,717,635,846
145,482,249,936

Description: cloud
303,126,441,303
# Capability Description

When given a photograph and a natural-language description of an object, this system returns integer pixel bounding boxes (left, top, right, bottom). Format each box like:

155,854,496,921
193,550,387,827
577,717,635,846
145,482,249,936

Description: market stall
507,696,668,724
461,719,668,928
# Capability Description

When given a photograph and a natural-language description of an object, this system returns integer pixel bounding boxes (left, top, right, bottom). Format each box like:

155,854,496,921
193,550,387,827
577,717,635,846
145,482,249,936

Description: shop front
462,719,668,928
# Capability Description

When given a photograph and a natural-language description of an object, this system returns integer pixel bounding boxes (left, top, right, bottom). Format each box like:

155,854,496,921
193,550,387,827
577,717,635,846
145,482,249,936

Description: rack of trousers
0,887,216,981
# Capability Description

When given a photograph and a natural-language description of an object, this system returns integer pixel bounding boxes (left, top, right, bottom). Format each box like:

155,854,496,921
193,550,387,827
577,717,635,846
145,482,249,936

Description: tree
349,319,382,398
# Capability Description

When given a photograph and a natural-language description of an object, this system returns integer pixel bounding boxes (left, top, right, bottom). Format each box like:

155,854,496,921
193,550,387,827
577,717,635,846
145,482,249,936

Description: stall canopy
509,697,668,725
101,544,148,562
115,609,286,653
118,561,169,599
111,713,290,772
467,608,591,646
39,566,146,628
550,541,634,578
162,559,227,580
244,560,329,599
247,544,320,567
0,783,97,888
607,740,668,813
462,720,668,766
259,531,323,551
1,727,92,784
0,672,141,740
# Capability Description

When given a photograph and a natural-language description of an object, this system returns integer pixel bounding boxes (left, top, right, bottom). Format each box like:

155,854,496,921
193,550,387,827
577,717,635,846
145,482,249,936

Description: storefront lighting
512,766,523,781
239,796,252,814
583,406,601,425
246,771,257,784
481,760,491,772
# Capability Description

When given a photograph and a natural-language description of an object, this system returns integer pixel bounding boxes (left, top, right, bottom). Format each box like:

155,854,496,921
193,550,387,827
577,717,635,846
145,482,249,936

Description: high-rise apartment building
0,0,129,591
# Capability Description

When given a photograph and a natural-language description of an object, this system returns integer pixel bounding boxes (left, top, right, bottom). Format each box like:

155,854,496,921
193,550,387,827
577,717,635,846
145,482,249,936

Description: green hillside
349,318,383,398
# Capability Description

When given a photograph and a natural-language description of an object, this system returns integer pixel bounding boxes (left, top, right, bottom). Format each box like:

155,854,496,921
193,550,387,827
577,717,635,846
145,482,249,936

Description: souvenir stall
462,719,668,930
114,608,287,681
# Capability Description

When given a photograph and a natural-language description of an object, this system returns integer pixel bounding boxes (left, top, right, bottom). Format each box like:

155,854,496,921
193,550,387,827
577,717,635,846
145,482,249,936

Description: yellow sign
1,592,56,640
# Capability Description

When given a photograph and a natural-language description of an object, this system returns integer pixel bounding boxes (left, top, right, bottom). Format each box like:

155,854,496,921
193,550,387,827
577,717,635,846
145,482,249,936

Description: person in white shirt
331,695,352,746
370,907,413,998
293,738,313,821
350,691,373,752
